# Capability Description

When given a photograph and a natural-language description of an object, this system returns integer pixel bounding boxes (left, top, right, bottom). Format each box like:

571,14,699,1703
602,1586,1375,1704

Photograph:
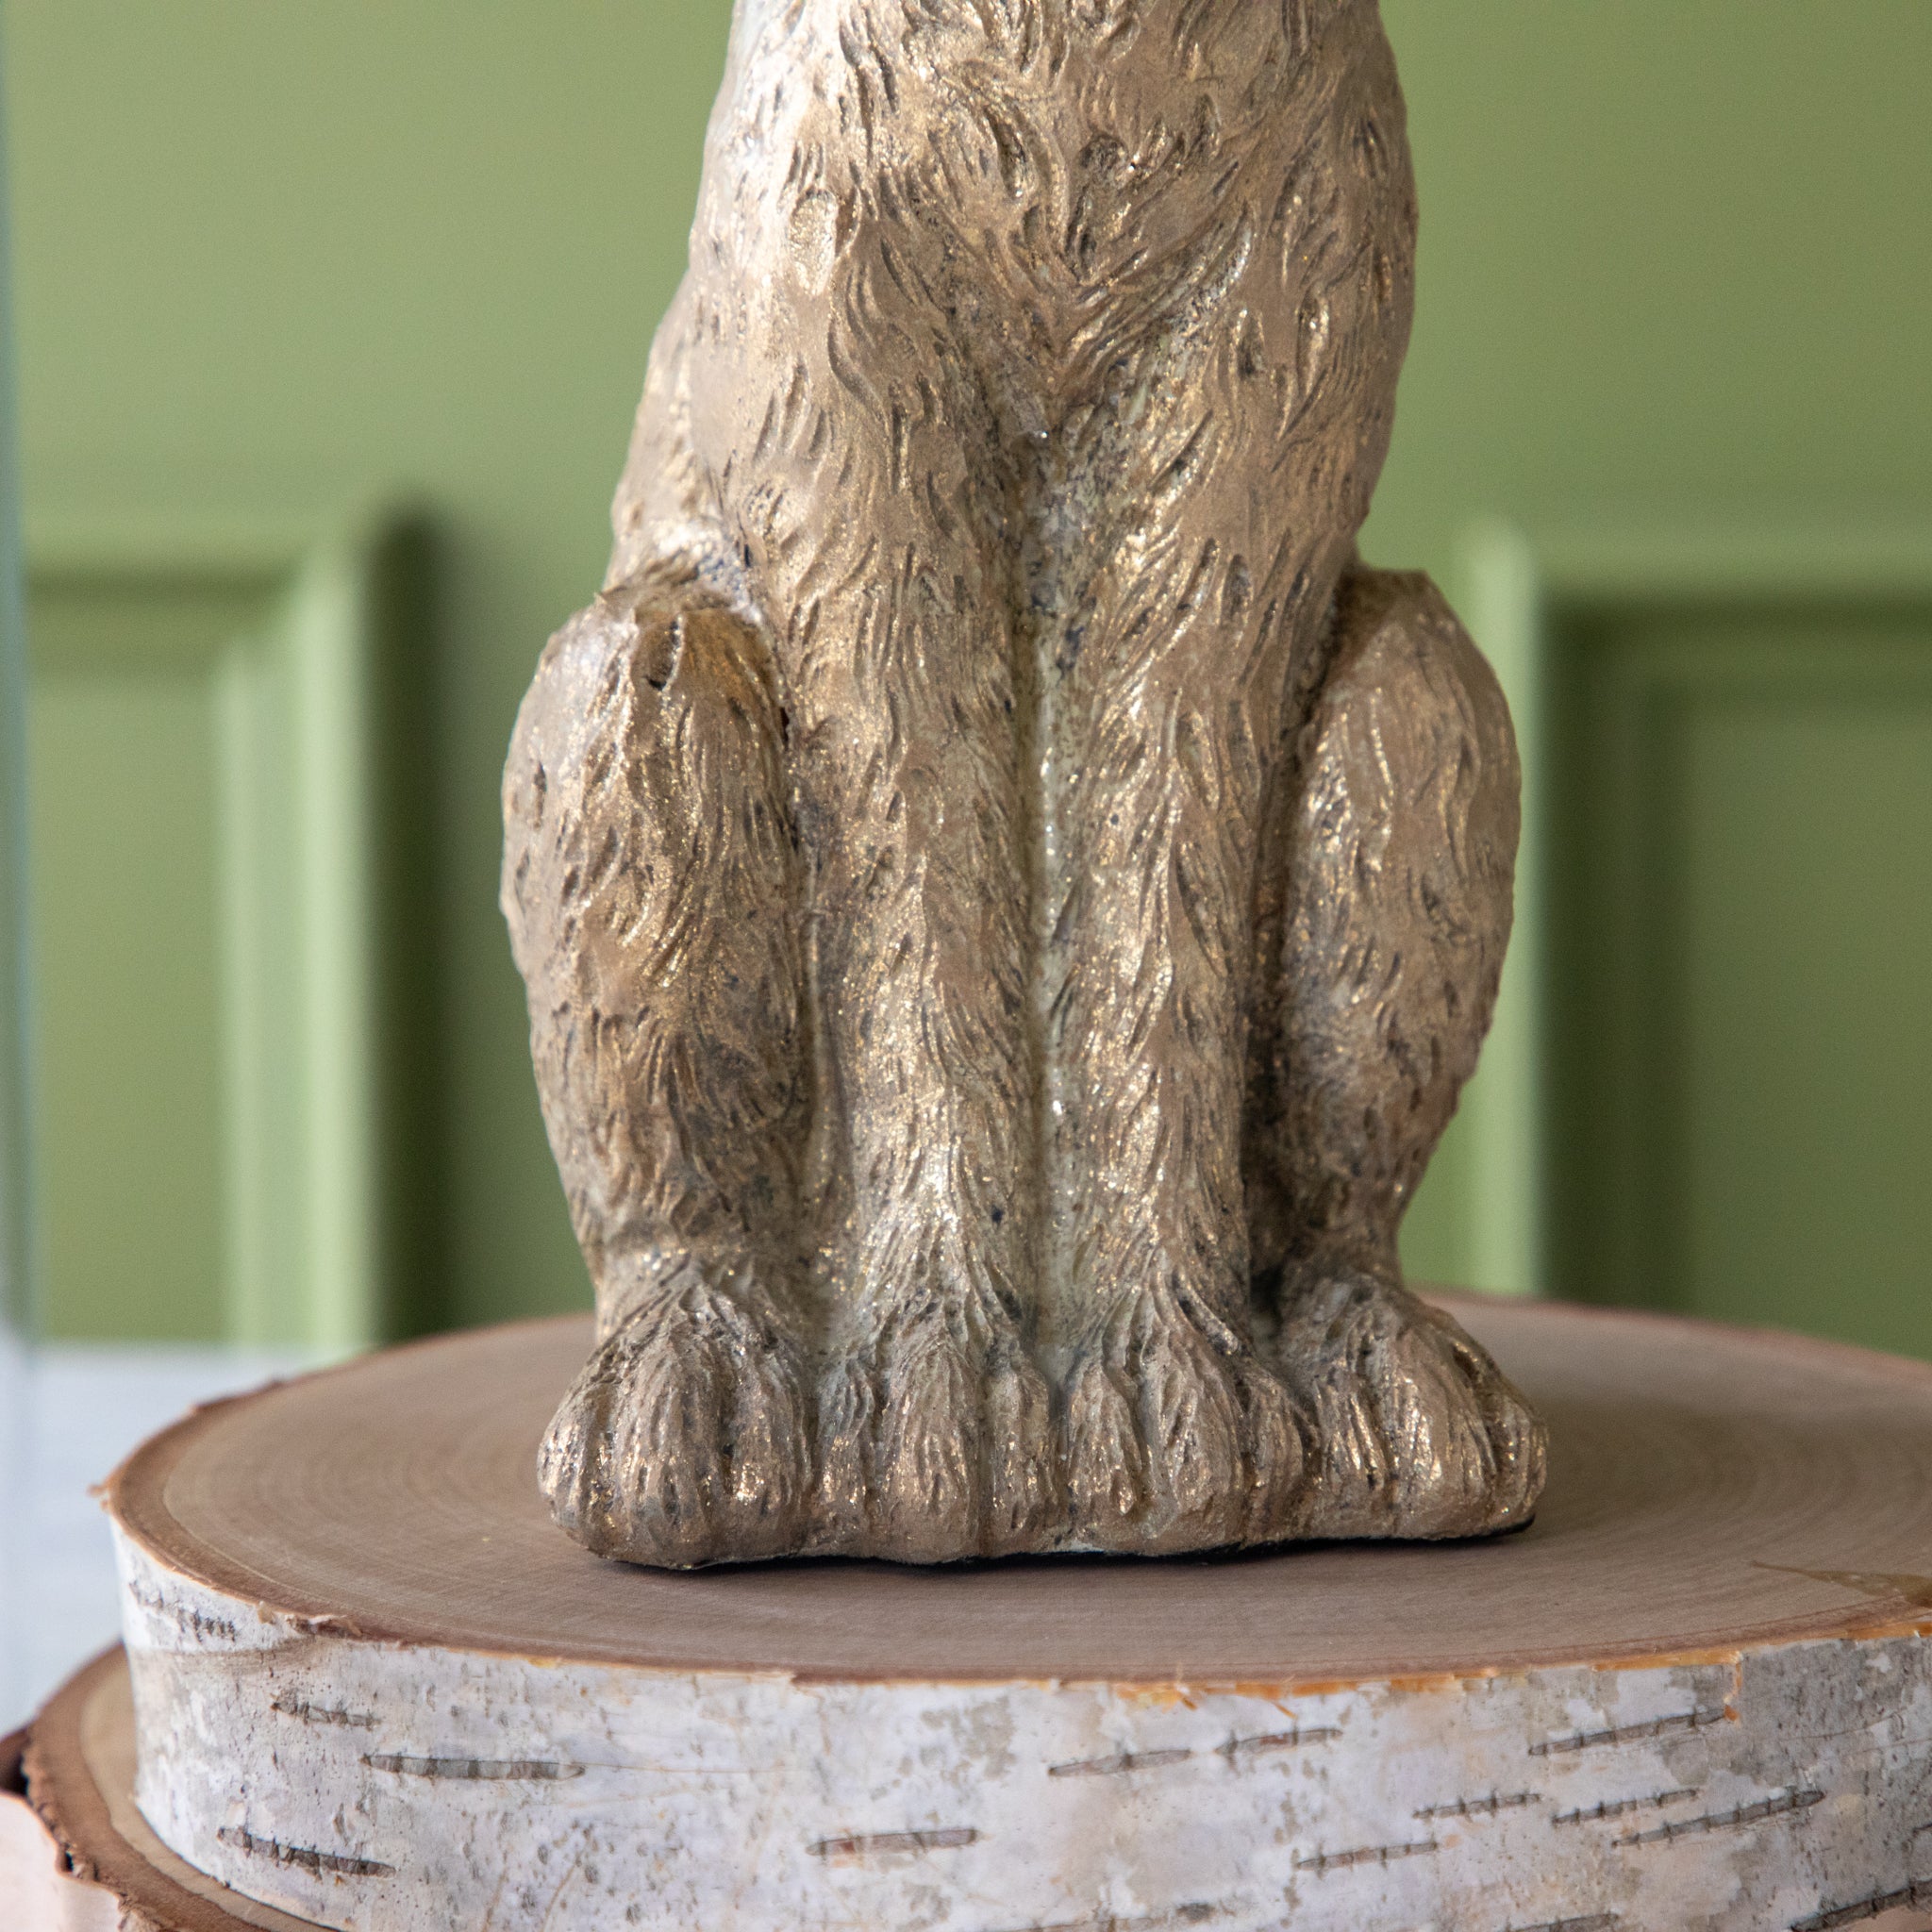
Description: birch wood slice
104,1297,1932,1932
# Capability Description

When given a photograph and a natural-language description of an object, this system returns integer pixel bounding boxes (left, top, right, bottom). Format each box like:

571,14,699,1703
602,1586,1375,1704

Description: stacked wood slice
14,1297,1932,1931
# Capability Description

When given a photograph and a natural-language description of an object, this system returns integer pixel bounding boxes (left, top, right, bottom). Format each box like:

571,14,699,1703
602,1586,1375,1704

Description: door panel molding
1451,525,1932,1349
25,514,429,1349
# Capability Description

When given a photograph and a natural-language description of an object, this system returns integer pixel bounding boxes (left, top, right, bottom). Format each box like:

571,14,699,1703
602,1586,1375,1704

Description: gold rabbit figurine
503,0,1545,1568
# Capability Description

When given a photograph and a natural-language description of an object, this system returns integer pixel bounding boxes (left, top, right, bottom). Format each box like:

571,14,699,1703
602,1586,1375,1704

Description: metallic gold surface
502,0,1545,1568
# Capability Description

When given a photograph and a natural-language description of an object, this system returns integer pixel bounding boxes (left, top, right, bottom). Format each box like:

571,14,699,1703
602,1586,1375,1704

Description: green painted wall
1371,4,1932,1292
7,3,737,1335
0,48,27,1343
1535,553,1932,1355
6,4,1930,1337
30,590,231,1341
22,527,421,1349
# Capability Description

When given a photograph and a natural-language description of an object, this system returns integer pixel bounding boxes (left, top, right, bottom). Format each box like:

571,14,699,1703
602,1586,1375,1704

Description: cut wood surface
100,1297,1932,1930
6,1690,123,1932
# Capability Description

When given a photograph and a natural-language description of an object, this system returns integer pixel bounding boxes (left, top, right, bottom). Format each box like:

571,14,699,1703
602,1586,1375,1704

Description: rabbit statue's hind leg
1251,564,1546,1541
502,563,817,1569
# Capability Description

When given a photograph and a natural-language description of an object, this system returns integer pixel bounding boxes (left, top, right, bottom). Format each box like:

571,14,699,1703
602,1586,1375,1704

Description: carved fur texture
503,0,1546,1566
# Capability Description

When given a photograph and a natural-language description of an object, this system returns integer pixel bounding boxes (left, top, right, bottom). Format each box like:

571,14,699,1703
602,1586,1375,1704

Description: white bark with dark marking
110,1536,1932,1932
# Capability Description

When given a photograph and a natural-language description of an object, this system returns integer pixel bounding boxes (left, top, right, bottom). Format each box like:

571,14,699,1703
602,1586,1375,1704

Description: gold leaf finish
502,0,1545,1567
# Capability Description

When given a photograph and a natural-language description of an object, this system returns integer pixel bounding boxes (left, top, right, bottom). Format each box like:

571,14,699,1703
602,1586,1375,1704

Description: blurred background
2,2,1929,1722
